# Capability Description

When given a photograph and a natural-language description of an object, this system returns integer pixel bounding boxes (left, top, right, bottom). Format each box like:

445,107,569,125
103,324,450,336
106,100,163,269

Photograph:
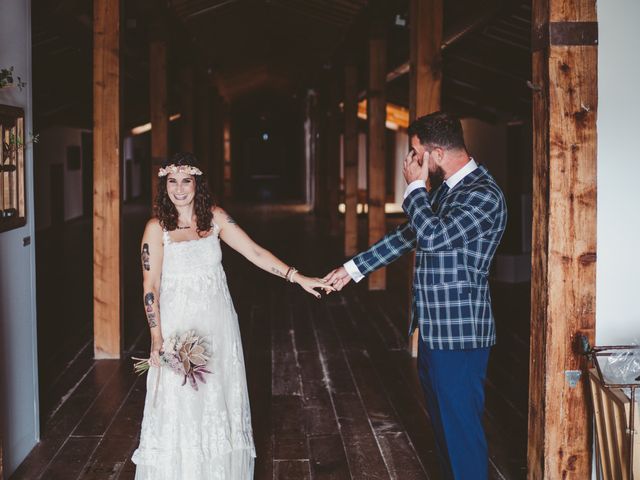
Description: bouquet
132,330,212,392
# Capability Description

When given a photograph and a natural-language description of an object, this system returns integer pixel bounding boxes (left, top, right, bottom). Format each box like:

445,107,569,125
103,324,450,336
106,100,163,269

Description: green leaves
0,66,27,91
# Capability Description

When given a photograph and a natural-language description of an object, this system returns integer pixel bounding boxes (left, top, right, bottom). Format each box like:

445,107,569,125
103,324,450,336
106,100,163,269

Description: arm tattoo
271,267,286,278
226,215,237,225
141,243,150,271
144,292,157,328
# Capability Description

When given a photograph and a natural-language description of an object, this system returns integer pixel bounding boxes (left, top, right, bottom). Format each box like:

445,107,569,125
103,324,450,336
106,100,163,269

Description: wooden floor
12,202,528,479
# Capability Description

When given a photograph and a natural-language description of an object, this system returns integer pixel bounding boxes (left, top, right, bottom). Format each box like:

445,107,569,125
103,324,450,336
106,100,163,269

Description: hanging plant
2,132,38,164
0,66,27,91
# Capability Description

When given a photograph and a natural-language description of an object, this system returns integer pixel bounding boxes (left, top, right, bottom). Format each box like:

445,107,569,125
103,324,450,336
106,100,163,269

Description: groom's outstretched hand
323,267,352,292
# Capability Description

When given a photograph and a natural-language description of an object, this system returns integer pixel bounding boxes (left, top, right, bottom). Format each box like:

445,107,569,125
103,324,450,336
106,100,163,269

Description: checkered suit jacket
352,165,507,350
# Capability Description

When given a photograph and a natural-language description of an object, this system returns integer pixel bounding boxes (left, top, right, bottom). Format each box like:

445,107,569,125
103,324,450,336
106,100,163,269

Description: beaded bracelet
286,267,298,283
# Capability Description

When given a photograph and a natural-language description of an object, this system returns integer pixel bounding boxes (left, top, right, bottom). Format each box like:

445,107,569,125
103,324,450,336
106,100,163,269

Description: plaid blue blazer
352,165,507,350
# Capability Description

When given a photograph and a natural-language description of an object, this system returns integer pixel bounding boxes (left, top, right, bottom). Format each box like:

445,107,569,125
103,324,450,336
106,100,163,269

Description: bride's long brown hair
154,152,215,236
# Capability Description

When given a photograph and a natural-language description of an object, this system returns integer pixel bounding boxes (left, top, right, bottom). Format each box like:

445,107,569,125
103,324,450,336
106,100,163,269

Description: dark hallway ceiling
166,0,370,101
31,0,532,130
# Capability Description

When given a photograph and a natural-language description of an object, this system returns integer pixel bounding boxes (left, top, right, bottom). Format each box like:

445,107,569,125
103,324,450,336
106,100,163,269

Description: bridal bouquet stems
132,330,212,392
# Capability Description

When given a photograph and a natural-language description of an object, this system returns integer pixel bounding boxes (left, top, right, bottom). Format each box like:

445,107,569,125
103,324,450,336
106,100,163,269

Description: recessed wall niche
0,105,26,233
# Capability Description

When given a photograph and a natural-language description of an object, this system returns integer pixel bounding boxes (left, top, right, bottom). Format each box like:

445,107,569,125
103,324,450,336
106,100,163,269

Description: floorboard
13,203,528,480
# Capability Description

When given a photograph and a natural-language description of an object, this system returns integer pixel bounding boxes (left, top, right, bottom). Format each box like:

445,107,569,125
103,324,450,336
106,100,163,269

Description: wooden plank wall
149,37,168,204
528,0,598,478
367,7,387,290
93,0,122,359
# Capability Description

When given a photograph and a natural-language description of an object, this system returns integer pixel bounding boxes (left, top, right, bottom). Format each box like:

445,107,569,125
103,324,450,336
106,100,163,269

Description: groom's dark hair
408,111,467,151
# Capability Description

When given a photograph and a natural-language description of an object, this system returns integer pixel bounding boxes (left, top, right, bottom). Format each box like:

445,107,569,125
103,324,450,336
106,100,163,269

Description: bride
131,152,332,479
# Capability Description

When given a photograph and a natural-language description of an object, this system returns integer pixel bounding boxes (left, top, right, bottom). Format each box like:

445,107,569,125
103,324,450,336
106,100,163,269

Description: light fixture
130,113,182,136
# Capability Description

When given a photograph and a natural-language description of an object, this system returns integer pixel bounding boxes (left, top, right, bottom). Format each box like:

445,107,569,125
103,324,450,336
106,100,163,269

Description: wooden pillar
367,7,387,290
315,80,330,217
327,70,341,236
344,62,359,256
408,0,443,355
180,66,195,153
528,1,597,479
149,36,168,204
409,0,443,121
222,108,232,200
93,0,122,359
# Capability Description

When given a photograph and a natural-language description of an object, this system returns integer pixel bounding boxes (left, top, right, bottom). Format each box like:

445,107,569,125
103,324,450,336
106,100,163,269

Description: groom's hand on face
403,148,429,184
323,267,352,292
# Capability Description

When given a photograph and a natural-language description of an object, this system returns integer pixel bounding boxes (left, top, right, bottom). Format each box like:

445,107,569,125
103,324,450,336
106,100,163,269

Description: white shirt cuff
403,180,426,199
343,259,365,283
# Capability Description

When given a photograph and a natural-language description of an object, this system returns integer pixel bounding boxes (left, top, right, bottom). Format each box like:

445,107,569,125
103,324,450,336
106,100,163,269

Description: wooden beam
383,1,501,85
327,69,341,237
179,65,195,153
223,108,232,200
409,0,443,121
408,0,443,355
344,62,358,256
315,79,330,217
149,37,168,204
367,7,388,291
93,0,122,359
528,1,597,479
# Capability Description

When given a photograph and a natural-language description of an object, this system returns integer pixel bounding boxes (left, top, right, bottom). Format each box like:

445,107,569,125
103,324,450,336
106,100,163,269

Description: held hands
322,266,352,292
293,272,335,299
403,149,430,185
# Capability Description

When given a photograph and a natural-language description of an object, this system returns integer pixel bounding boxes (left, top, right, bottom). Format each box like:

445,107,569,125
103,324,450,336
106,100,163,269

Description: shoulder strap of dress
162,228,171,245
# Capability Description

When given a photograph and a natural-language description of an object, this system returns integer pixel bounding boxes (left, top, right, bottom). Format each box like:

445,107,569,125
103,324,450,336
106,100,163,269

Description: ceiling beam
385,0,507,84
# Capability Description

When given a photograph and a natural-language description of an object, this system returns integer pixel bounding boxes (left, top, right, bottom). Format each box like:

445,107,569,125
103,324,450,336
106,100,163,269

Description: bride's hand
149,335,164,368
293,273,335,298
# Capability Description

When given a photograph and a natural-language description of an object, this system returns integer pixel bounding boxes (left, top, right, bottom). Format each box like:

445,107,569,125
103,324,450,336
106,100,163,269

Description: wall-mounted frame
0,105,27,233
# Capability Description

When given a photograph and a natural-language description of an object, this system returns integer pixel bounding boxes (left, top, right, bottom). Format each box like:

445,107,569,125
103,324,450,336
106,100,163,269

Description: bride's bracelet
286,267,298,283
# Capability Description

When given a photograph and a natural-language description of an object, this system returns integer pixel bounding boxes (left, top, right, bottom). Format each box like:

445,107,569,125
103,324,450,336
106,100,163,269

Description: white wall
34,126,87,230
596,0,640,344
0,0,40,477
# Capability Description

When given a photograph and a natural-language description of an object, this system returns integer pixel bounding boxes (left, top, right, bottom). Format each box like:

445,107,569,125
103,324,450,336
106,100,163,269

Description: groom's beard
429,165,446,190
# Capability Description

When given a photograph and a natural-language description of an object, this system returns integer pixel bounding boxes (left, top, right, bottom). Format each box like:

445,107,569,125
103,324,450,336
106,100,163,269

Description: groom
324,112,507,480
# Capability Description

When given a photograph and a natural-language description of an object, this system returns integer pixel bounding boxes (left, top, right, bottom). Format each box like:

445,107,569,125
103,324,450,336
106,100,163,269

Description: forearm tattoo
141,243,150,271
144,292,157,328
271,267,286,278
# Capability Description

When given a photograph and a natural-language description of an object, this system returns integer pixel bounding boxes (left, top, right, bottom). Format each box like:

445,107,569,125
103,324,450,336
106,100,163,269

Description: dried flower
132,330,212,392
157,164,203,177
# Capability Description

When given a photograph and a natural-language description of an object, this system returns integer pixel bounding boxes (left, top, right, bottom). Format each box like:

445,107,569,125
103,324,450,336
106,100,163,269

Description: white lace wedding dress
132,223,255,479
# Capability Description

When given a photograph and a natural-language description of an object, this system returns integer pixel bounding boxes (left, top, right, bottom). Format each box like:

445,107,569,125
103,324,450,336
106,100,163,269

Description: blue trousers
417,339,490,480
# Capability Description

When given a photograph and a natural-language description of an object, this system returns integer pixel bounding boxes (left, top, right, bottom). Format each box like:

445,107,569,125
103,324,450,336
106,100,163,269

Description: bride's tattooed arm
144,292,157,328
214,205,333,298
140,219,164,337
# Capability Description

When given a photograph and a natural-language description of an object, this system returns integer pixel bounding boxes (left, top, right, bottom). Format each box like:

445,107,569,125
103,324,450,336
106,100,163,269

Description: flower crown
158,164,203,177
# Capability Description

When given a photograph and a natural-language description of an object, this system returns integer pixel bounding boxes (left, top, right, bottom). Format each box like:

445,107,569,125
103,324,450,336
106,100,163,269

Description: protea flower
132,331,212,392
179,339,209,371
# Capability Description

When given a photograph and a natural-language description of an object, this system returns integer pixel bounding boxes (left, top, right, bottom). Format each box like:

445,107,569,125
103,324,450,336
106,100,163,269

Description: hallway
12,205,527,480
